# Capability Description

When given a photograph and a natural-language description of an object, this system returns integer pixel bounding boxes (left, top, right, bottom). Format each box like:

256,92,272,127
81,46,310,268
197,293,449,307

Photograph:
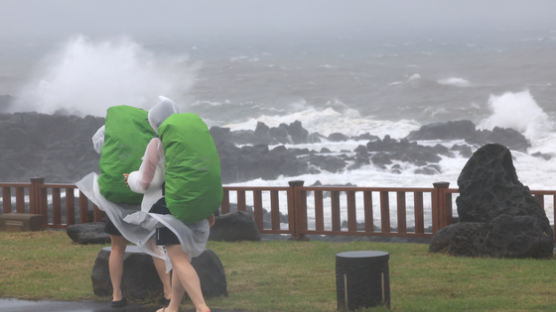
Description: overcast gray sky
2,0,556,43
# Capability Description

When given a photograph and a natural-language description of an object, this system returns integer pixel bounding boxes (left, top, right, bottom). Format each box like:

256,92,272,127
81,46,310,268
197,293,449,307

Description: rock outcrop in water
212,120,320,145
407,120,531,152
0,112,104,182
0,113,534,184
429,144,554,258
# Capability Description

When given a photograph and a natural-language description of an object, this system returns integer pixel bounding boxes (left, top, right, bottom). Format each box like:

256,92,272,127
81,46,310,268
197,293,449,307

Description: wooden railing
1,178,555,240
0,178,104,228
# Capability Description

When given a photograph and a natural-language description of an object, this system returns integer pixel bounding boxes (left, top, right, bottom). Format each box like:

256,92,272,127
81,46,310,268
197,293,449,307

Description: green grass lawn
0,230,555,311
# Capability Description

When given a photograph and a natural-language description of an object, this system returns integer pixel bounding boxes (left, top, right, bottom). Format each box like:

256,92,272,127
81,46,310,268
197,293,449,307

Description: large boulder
66,222,110,244
91,246,163,299
430,144,554,258
91,246,227,300
191,249,228,297
210,211,261,241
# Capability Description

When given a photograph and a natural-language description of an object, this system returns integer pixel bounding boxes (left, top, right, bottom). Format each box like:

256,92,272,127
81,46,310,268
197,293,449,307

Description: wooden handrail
1,178,555,241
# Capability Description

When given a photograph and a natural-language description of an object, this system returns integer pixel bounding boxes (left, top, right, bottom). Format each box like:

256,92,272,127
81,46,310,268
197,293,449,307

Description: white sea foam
408,73,421,81
224,106,420,139
389,73,423,86
437,77,470,87
191,100,224,107
12,35,198,116
223,100,556,192
478,90,552,141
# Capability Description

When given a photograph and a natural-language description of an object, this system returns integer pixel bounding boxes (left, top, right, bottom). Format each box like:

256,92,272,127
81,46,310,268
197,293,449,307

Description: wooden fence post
2,185,11,213
288,180,307,240
29,178,44,216
432,182,450,233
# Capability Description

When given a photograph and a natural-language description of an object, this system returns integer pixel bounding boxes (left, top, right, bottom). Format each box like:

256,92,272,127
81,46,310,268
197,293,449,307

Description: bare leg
152,256,172,300
165,245,210,312
108,235,127,302
164,269,185,312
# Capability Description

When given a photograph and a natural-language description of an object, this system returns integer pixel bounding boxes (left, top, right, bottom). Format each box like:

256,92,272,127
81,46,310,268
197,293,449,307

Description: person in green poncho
126,97,221,312
89,105,172,308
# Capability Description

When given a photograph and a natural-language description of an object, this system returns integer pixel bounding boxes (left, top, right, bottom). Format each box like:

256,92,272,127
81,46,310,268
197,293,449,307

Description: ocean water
180,38,556,192
183,37,556,226
3,34,556,226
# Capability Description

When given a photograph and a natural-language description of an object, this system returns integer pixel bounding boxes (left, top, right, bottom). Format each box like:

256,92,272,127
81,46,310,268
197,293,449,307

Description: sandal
111,297,127,308
161,296,171,306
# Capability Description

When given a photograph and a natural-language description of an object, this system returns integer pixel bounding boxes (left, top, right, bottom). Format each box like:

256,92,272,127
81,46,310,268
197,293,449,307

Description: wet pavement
0,298,244,312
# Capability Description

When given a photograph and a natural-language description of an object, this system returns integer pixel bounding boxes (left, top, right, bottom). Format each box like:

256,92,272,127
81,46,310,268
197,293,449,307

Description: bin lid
336,250,389,259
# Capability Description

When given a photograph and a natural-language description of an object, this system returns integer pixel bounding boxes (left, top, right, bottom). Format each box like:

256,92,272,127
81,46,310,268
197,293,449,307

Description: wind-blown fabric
125,137,210,264
75,172,166,262
123,99,211,270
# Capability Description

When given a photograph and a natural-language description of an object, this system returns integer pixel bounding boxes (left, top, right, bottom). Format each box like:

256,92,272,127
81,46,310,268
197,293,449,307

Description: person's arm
208,214,215,227
127,138,162,193
91,125,105,154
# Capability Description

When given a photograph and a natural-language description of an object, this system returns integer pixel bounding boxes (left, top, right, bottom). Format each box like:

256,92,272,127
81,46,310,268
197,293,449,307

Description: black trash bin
336,250,390,311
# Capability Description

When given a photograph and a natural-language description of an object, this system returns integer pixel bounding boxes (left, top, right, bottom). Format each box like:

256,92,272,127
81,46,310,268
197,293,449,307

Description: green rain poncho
158,113,223,223
98,105,156,203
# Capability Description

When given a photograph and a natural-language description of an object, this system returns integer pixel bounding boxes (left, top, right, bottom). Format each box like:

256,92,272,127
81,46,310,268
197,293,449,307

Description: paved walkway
0,298,243,312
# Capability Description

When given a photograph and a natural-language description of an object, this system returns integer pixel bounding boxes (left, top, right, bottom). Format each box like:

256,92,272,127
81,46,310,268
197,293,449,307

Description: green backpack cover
159,113,223,223
98,105,156,203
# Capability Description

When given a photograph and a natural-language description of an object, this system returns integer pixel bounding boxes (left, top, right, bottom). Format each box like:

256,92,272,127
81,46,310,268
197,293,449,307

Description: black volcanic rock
348,145,370,170
307,132,324,143
471,127,531,152
0,112,104,182
210,126,234,145
430,144,554,258
253,122,272,144
531,151,552,160
269,124,290,144
0,112,536,188
304,154,346,173
451,144,473,158
214,141,309,183
407,120,476,141
370,152,392,168
66,222,110,244
366,135,450,167
414,164,441,175
91,246,227,300
286,120,309,144
209,211,261,241
456,144,543,223
211,120,314,146
328,132,349,142
406,120,530,152
352,133,379,141
0,113,319,184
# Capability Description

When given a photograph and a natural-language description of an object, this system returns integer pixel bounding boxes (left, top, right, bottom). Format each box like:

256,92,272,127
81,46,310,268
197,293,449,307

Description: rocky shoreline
0,112,535,184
